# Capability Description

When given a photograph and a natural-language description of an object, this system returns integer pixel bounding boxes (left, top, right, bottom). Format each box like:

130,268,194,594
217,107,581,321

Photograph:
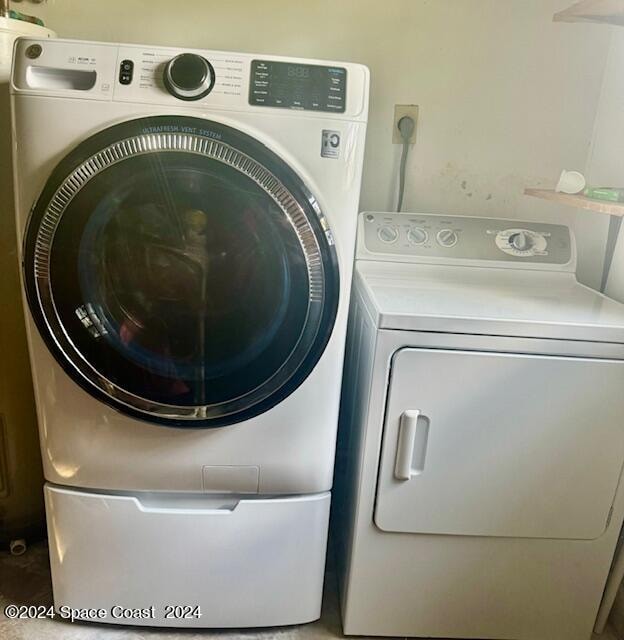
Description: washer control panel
249,60,346,112
11,39,367,119
362,213,572,265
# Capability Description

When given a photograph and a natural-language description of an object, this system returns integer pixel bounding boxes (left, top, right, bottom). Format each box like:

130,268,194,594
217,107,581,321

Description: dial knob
378,225,399,243
407,227,428,245
437,228,458,248
164,53,215,101
509,231,533,252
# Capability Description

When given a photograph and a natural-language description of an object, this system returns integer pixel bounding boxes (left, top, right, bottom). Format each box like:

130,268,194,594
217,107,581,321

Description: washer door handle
394,410,429,481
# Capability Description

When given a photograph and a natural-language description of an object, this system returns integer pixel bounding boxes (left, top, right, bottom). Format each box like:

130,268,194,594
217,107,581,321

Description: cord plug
396,115,415,212
397,115,415,143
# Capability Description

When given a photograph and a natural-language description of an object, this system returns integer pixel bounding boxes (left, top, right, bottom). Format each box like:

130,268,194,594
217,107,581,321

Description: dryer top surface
355,259,624,344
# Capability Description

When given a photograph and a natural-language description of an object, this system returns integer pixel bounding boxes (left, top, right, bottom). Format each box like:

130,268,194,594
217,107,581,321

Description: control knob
378,225,399,243
436,228,458,248
164,53,216,101
509,231,533,252
407,227,428,245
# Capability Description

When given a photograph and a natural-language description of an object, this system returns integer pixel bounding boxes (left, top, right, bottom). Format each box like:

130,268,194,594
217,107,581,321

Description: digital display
288,66,310,79
249,60,347,113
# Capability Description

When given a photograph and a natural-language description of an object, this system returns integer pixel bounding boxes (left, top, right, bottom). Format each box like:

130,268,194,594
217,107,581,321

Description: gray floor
0,541,619,640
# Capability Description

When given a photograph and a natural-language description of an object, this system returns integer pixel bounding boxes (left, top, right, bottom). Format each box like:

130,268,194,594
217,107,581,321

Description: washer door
24,116,339,428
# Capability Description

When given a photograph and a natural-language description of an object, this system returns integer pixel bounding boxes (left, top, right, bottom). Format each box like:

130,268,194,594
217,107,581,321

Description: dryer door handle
394,410,429,481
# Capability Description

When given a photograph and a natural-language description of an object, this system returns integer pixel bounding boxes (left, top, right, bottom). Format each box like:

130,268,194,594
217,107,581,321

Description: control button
378,225,399,244
407,227,428,246
509,231,533,252
119,59,134,85
436,228,458,248
164,53,215,101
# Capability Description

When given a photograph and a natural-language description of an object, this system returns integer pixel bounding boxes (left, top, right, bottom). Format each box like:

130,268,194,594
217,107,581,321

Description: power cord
396,115,415,212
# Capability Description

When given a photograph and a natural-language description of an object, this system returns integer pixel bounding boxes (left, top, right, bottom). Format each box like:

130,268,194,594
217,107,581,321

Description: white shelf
553,0,624,27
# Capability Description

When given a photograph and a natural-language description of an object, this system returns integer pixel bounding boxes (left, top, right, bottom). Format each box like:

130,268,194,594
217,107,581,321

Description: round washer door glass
24,117,339,428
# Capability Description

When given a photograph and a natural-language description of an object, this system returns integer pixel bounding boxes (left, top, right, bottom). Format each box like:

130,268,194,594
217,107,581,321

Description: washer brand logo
321,130,341,159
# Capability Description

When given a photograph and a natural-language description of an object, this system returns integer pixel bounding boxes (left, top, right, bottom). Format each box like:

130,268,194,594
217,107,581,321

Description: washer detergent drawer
375,348,624,540
45,485,329,627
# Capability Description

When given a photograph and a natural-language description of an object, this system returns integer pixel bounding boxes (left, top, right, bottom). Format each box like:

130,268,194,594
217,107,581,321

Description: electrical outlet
393,104,419,144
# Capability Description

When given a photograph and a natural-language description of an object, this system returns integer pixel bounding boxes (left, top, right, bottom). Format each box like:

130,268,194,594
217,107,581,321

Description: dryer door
23,116,339,428
375,347,624,540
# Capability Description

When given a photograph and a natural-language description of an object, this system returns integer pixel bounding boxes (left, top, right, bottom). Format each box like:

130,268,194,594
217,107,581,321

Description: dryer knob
509,231,533,252
407,227,428,246
436,228,458,248
164,53,215,101
378,225,399,244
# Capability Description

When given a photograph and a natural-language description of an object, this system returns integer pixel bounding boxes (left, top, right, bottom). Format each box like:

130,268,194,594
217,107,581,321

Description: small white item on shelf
556,169,587,194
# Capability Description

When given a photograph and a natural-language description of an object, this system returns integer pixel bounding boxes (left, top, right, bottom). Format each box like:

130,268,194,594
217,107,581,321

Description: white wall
30,0,612,286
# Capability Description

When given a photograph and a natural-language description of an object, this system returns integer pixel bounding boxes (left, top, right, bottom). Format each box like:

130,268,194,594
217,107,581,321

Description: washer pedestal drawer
44,484,330,627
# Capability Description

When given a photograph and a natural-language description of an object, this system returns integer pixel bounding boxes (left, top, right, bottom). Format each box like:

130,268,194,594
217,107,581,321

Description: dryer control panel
358,212,574,270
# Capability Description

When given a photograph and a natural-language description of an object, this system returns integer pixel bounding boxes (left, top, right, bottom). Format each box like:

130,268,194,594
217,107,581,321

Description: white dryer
10,38,368,627
336,212,624,640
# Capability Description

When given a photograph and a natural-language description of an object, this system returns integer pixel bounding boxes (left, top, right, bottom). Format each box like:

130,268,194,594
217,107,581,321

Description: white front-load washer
10,37,368,627
336,212,624,640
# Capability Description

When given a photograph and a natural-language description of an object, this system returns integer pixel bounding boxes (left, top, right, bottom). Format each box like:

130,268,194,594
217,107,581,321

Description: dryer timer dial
509,231,533,252
495,228,548,257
